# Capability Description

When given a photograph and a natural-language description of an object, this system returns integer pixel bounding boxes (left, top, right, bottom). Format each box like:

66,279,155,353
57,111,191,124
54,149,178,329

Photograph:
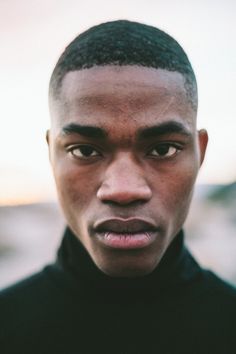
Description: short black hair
49,20,197,110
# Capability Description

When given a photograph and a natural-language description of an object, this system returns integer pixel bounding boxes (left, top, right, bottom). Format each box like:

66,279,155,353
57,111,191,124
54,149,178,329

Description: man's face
48,65,207,277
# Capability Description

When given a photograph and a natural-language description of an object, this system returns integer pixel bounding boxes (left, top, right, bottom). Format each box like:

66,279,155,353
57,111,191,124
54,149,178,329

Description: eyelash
67,143,182,160
67,145,102,159
147,143,182,159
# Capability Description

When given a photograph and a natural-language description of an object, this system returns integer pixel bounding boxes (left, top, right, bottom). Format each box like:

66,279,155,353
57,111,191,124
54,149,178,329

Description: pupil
80,146,93,156
157,145,169,155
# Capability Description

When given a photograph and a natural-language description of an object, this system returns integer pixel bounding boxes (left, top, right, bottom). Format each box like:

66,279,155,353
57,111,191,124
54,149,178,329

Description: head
47,20,208,278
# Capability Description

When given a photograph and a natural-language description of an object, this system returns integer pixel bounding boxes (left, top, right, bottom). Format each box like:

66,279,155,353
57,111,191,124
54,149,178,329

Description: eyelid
66,143,101,151
66,144,102,159
147,141,183,150
147,142,183,158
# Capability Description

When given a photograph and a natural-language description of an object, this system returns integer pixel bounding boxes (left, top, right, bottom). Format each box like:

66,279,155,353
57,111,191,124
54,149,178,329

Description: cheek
170,172,195,212
152,158,199,217
53,164,99,212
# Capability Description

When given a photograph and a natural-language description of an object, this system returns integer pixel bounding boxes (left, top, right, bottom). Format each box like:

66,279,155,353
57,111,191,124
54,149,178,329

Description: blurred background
0,0,235,289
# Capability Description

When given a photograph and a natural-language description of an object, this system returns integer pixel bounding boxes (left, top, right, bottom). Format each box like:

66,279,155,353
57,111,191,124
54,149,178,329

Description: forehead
50,65,195,131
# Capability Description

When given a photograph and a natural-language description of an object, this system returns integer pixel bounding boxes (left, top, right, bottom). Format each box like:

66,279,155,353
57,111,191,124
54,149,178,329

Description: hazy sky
0,0,235,204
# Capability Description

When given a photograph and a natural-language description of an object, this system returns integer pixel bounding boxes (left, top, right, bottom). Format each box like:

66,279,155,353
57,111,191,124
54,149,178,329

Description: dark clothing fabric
1,228,236,354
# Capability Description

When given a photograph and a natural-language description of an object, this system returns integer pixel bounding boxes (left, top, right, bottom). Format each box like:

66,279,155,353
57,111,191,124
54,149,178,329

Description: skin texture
48,65,208,278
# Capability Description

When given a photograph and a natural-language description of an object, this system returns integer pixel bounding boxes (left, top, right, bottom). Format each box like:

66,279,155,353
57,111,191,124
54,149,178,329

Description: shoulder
200,270,236,298
0,269,49,318
0,264,67,323
180,248,236,307
190,269,236,320
0,267,53,302
0,264,73,343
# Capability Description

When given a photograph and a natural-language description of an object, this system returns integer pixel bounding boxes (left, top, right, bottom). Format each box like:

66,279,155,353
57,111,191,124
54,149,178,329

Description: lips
93,218,158,249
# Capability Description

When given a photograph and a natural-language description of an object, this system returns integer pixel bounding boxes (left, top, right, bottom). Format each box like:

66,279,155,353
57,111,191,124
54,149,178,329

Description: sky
0,0,235,205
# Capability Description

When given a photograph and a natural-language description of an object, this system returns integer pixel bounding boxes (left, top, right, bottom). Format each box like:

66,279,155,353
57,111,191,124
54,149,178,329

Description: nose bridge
112,152,139,177
97,153,152,204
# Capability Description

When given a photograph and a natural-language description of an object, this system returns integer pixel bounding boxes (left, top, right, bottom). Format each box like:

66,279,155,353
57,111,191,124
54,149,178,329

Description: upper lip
93,218,158,234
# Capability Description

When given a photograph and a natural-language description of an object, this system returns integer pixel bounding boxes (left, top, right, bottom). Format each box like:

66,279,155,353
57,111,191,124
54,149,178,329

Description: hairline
49,64,198,112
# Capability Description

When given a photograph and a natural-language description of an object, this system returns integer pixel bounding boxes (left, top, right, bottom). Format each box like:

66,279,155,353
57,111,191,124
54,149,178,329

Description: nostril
101,199,149,208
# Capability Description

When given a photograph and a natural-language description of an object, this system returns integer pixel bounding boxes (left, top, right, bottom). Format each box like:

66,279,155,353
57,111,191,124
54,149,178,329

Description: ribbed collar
56,227,201,302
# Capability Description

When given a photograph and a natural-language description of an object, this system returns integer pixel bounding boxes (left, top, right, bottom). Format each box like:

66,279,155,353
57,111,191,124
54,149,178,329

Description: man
1,20,236,354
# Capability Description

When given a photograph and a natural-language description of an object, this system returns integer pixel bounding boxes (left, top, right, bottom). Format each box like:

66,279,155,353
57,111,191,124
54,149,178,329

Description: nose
97,154,152,205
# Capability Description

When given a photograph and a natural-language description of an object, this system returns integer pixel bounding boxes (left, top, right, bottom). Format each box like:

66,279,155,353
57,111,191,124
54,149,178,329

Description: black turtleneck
1,228,236,354
56,228,201,301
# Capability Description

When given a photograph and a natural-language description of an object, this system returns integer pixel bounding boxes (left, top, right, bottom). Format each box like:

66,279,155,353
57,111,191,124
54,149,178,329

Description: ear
198,129,208,166
46,129,50,145
46,130,51,163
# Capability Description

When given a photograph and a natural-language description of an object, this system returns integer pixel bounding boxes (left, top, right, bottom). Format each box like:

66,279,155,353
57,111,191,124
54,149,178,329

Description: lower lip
95,232,156,249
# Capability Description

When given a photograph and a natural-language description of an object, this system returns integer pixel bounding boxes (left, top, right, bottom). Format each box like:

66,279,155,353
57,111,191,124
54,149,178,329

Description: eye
68,145,101,159
148,144,181,158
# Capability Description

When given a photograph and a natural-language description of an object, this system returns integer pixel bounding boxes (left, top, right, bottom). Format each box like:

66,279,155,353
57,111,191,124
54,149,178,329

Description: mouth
93,218,159,250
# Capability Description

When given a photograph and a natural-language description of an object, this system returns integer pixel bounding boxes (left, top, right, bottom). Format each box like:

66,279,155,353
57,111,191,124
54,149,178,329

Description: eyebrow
137,121,192,139
61,120,192,140
61,123,107,138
